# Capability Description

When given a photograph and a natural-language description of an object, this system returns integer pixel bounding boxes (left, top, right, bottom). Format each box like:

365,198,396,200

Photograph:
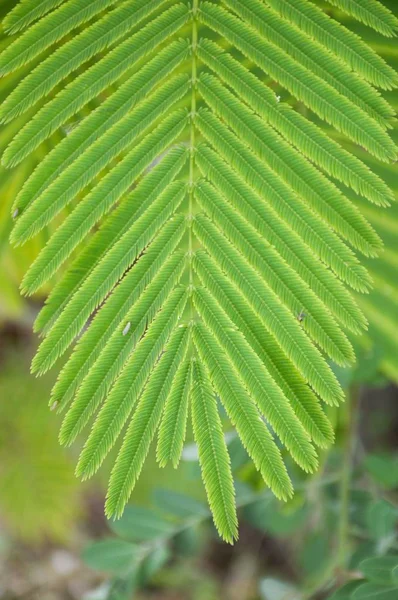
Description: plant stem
188,0,198,324
188,2,198,279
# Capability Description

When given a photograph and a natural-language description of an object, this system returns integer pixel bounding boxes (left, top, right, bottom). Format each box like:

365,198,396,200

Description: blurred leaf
82,539,138,573
360,556,398,586
259,577,302,600
300,532,329,576
352,583,398,600
366,501,397,540
350,490,373,530
364,455,398,490
352,345,385,386
109,506,173,542
153,488,209,520
349,542,377,570
327,581,363,600
174,525,204,556
244,497,308,537
139,542,170,583
107,576,137,600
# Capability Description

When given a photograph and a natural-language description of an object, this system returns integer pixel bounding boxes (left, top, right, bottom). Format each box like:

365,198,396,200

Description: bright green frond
193,322,293,501
157,359,193,469
2,0,65,34
105,324,190,519
193,214,345,406
193,286,319,473
195,144,367,335
197,39,395,207
77,291,188,483
0,2,189,125
190,358,238,544
198,73,382,257
4,39,190,170
16,109,188,283
193,251,335,449
1,0,395,536
265,0,398,89
195,180,354,366
199,3,397,161
195,109,372,293
225,0,394,127
0,0,120,76
31,182,186,374
53,223,186,419
12,82,189,246
34,146,188,335
59,253,187,447
325,0,398,37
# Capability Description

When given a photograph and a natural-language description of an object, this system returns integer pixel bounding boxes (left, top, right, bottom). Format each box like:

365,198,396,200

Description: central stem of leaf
188,0,199,323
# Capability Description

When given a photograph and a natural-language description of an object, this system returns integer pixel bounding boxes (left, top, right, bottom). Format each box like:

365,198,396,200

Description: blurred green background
0,1,397,599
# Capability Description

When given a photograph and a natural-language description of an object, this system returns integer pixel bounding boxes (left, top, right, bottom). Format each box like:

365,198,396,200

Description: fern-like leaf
0,0,121,76
193,322,293,501
1,0,396,537
265,0,398,89
3,0,65,34
196,39,394,207
157,359,193,469
190,358,238,543
200,3,397,161
193,286,319,472
192,251,335,449
75,287,188,481
35,146,188,335
325,0,398,37
105,323,190,518
193,213,345,407
195,109,372,293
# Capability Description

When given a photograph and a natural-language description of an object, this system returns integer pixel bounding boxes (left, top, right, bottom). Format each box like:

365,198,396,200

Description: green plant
81,417,398,600
328,556,398,600
1,0,397,542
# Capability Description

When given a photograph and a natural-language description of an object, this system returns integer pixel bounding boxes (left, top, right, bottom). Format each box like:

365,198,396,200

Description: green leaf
364,454,398,490
352,583,398,600
325,0,398,37
1,0,396,542
190,358,238,544
108,507,173,543
139,542,170,583
360,556,398,586
366,501,398,540
82,539,138,573
328,581,364,600
105,324,190,517
300,532,330,577
153,489,209,521
244,497,308,537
